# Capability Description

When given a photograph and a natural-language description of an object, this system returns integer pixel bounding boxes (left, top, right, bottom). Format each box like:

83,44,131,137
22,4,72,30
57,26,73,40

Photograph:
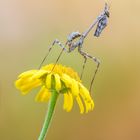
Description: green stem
38,90,59,140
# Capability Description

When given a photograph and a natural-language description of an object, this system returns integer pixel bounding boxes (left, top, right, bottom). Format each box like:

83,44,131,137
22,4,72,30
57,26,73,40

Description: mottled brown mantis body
39,3,110,93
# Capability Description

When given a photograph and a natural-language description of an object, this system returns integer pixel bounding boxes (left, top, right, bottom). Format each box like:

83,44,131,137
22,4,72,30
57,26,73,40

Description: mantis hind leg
80,56,87,80
78,47,100,93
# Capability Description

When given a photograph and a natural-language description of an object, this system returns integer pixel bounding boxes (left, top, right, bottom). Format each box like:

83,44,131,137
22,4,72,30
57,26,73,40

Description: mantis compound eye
105,11,110,17
104,3,110,17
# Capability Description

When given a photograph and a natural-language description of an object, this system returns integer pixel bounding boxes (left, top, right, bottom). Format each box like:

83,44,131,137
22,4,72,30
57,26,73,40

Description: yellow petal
54,74,61,91
46,74,52,89
18,70,38,78
76,96,84,114
63,93,69,111
79,91,89,113
71,79,79,97
31,70,48,79
15,79,23,88
61,74,72,87
35,86,51,102
66,92,73,112
20,80,41,94
63,92,73,112
79,83,94,112
84,101,89,113
91,100,94,110
79,83,91,101
15,76,33,88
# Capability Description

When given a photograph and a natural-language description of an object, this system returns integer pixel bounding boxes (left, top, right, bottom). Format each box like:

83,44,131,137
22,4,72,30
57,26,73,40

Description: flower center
41,64,81,82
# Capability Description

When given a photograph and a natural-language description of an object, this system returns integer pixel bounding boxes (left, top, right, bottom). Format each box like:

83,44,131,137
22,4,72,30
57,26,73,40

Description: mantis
39,3,110,93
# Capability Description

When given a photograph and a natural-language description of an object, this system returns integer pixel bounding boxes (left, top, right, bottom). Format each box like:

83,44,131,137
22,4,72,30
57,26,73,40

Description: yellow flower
15,64,94,114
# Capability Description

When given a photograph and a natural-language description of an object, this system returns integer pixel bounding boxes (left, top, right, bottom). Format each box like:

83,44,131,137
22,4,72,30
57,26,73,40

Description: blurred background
0,0,140,140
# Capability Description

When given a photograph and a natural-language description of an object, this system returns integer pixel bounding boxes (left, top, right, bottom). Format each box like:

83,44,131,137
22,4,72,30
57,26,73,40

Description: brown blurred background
0,0,140,140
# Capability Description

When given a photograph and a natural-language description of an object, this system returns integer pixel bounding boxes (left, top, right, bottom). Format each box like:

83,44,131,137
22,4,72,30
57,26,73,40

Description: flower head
15,64,94,114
